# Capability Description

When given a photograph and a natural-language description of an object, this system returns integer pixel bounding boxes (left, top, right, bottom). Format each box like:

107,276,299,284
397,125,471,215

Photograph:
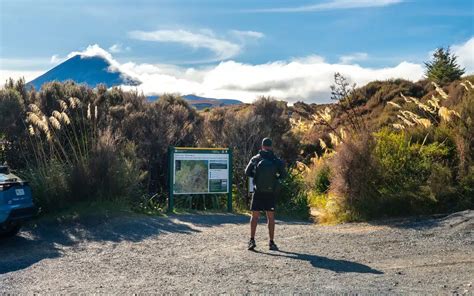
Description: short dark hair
262,138,272,147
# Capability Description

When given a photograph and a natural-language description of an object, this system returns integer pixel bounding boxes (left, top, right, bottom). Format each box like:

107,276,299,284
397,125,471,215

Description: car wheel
0,223,21,238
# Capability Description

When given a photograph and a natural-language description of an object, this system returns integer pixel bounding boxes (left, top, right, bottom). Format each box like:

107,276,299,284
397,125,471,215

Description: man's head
261,137,273,151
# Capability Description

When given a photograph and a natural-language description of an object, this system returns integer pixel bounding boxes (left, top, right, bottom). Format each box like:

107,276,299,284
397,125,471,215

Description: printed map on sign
173,153,229,194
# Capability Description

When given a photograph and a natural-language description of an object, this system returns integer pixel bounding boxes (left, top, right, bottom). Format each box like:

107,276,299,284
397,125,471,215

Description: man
245,137,286,251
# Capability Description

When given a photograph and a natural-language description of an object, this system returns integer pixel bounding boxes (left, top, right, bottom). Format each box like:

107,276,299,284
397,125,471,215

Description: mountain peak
28,54,140,90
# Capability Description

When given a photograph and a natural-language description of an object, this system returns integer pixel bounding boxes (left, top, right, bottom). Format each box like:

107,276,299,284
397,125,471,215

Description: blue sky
1,0,473,102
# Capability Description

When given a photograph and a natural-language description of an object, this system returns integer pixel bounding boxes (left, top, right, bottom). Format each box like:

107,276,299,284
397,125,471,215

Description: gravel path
0,210,473,294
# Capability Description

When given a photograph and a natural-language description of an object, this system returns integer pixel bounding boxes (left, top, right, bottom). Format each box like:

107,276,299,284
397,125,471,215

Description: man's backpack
254,157,279,193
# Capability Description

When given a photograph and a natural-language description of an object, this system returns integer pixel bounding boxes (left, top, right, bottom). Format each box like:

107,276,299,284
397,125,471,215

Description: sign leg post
168,146,174,213
227,148,233,212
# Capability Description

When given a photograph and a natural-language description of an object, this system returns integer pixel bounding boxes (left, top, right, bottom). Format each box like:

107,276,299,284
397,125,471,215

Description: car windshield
0,166,9,174
0,174,8,182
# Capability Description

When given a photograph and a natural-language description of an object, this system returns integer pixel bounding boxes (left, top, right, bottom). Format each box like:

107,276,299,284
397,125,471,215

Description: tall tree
425,47,465,85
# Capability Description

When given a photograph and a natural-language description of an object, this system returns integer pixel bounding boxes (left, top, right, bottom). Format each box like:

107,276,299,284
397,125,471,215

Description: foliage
305,75,473,222
373,130,451,216
203,97,298,210
328,133,381,220
277,168,309,219
425,47,465,85
1,73,472,220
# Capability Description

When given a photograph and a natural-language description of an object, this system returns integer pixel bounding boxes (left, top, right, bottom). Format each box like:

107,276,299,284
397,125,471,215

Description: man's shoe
248,238,256,250
269,240,279,251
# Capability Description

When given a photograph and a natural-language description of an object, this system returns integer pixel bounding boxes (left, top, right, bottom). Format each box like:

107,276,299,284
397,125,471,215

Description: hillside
288,76,474,145
148,94,242,109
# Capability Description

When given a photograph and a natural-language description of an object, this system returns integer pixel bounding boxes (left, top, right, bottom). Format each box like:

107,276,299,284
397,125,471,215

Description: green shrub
373,129,452,216
277,169,309,219
457,166,474,209
22,160,70,211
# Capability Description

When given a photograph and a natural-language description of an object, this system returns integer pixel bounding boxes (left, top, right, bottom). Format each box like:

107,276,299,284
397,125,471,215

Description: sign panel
168,147,233,212
173,153,229,194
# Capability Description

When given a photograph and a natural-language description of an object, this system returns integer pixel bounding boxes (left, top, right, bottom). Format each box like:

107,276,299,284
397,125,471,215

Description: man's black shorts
250,191,276,211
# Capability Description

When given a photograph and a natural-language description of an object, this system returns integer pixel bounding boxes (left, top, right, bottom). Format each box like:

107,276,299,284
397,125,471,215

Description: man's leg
250,211,260,239
266,211,275,241
248,211,259,250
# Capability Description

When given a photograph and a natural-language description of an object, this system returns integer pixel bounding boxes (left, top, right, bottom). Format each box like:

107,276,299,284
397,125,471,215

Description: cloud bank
72,44,426,104
452,37,474,73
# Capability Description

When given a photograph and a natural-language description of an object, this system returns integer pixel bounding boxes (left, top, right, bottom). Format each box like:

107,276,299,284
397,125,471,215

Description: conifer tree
425,47,465,85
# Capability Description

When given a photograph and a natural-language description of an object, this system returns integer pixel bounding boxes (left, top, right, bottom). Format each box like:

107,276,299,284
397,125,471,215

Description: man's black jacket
245,149,287,180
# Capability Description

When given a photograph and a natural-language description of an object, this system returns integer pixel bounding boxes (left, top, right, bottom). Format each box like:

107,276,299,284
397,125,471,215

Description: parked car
0,165,36,237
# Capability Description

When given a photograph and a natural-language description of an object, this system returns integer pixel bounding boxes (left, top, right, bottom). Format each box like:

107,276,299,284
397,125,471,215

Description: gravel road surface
0,210,473,294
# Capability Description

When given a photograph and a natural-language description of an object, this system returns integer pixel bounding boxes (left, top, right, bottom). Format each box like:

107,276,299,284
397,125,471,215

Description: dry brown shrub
328,133,381,220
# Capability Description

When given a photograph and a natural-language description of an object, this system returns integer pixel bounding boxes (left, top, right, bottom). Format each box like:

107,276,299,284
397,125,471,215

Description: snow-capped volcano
28,54,141,90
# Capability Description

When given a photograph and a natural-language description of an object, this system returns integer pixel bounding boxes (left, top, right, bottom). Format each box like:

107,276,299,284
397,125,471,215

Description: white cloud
0,70,43,85
109,43,130,53
50,54,62,64
247,0,403,13
67,44,115,61
452,37,474,74
54,44,426,104
129,29,241,61
116,54,424,104
339,52,369,64
230,30,265,39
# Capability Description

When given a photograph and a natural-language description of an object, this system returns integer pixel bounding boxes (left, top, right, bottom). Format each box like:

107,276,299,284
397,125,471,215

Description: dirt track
0,210,473,294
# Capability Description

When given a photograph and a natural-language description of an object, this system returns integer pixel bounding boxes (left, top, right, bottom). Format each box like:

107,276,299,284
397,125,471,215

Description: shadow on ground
0,213,248,275
253,249,383,274
369,210,473,232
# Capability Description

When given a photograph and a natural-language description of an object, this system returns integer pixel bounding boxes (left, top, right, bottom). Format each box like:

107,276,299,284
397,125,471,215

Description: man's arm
277,159,287,179
245,158,256,177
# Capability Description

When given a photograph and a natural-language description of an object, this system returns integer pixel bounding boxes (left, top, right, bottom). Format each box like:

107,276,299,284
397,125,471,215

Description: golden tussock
68,97,81,109
28,104,43,116
313,107,332,123
60,112,71,125
438,106,460,122
397,114,415,127
49,116,61,130
87,103,91,120
28,125,36,136
428,95,441,109
58,100,68,112
339,127,346,140
392,123,405,130
329,132,340,147
319,138,327,151
387,101,401,108
431,82,448,99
